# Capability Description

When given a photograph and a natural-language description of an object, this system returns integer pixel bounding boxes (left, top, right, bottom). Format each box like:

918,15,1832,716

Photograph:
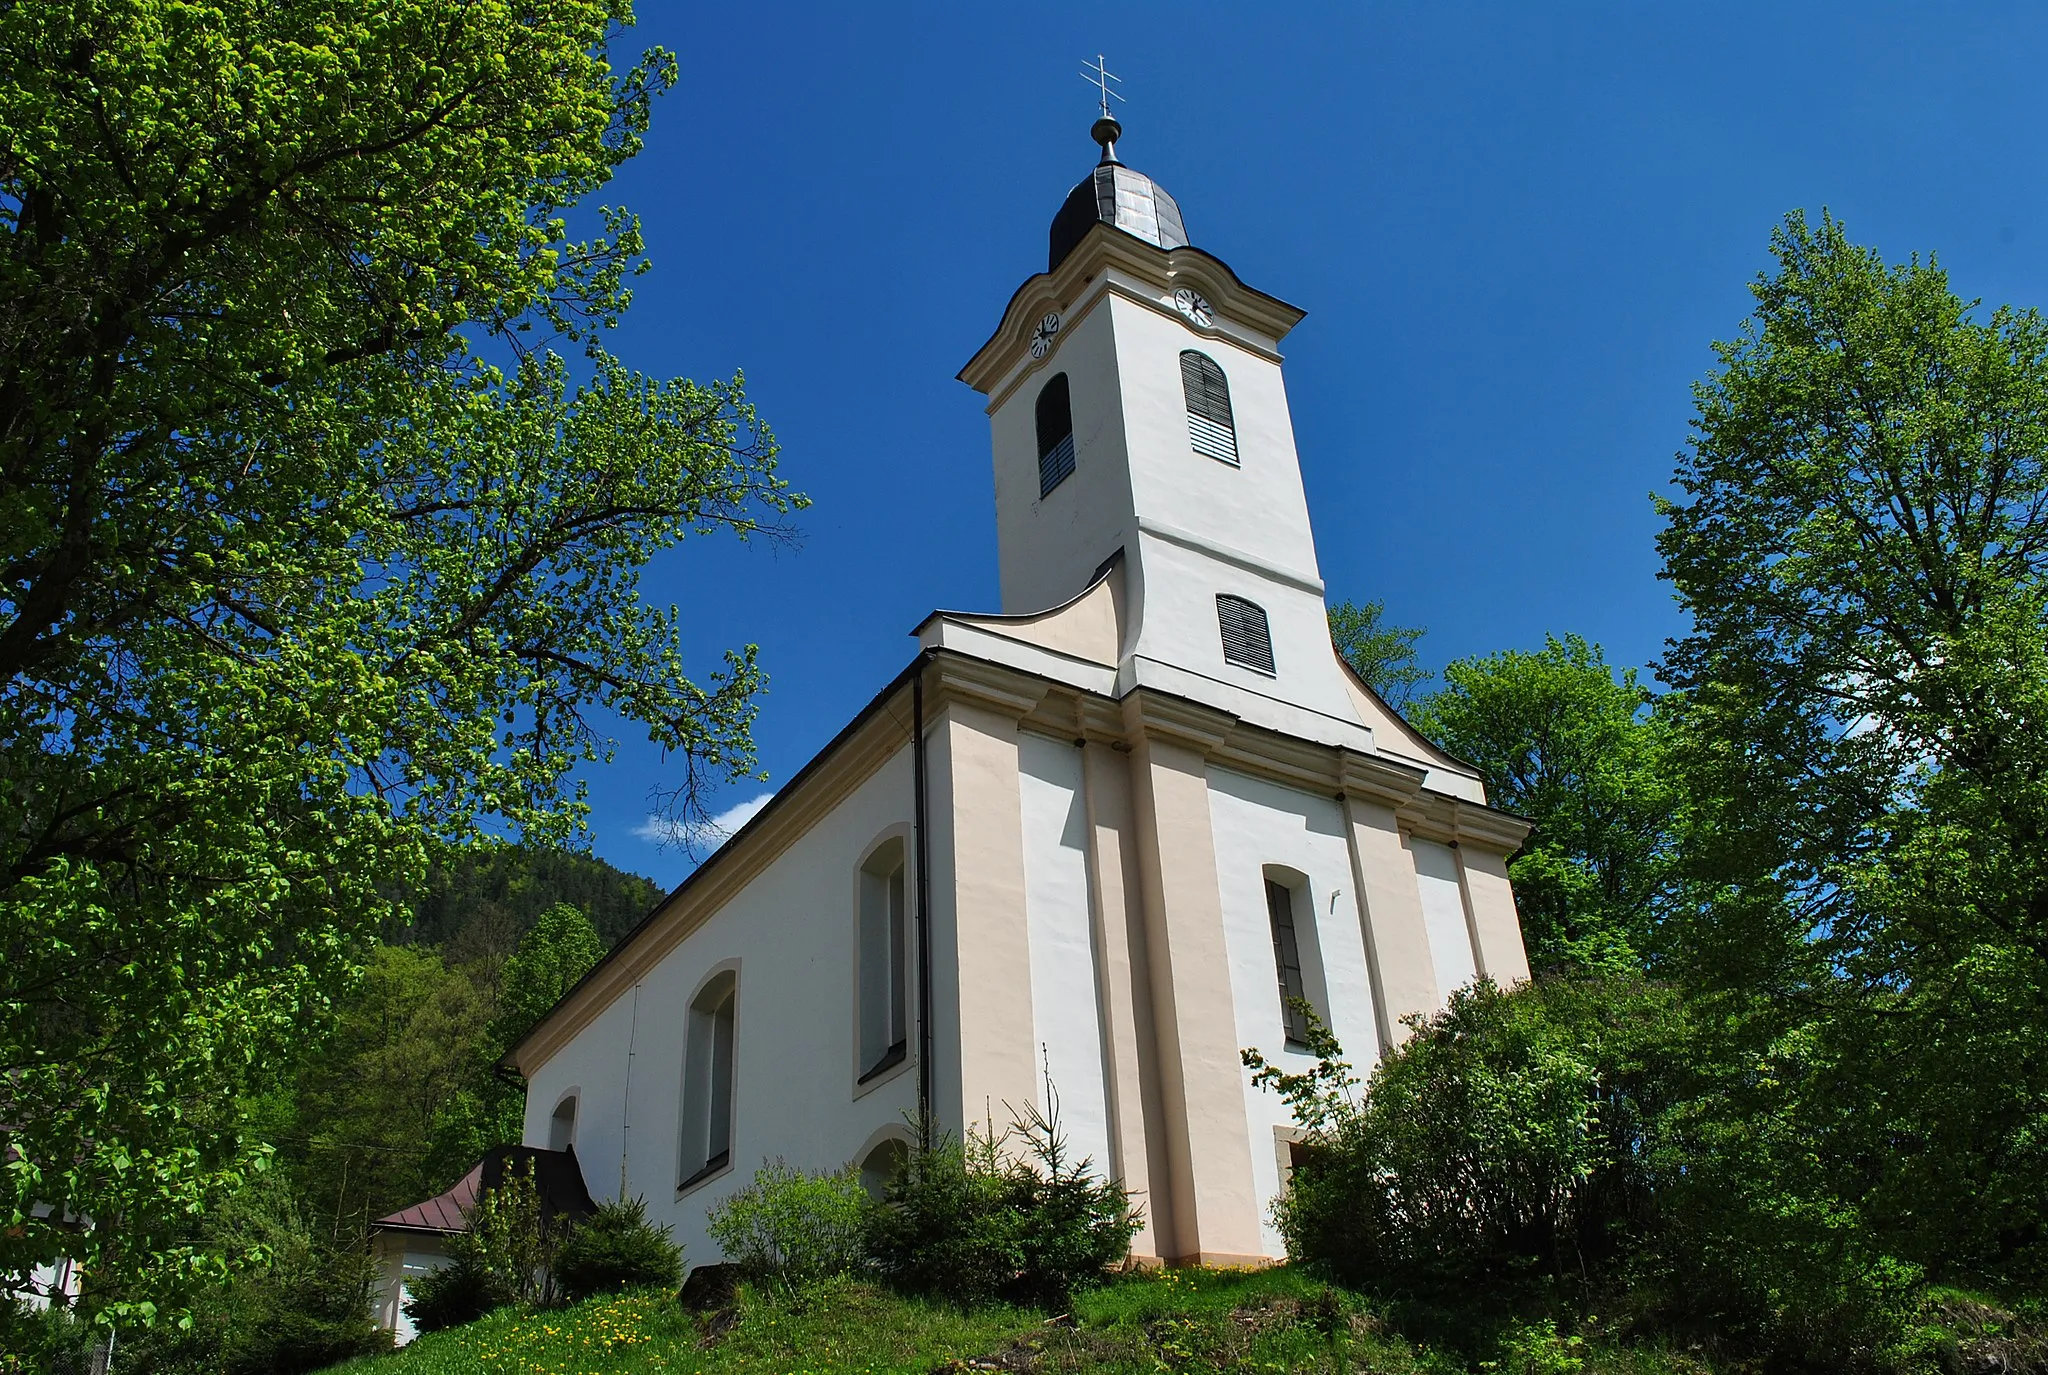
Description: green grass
336,1268,1722,1375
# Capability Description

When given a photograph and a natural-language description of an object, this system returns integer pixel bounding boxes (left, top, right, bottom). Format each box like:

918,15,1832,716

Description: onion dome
1047,114,1189,271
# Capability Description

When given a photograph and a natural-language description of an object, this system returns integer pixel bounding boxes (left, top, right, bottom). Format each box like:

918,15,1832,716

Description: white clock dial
1173,287,1213,328
1029,310,1062,359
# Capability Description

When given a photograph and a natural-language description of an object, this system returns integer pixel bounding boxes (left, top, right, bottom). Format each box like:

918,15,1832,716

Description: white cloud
632,791,774,853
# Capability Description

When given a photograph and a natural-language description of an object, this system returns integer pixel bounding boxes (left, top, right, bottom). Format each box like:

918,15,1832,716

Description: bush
1251,975,1955,1370
404,1249,510,1335
707,1161,867,1286
111,1170,391,1375
1250,979,1660,1297
403,1158,558,1334
553,1197,683,1301
865,1126,1026,1305
866,1095,1137,1307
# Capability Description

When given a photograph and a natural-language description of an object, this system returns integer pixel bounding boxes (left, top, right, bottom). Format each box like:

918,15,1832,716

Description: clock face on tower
1173,287,1213,328
1030,311,1062,358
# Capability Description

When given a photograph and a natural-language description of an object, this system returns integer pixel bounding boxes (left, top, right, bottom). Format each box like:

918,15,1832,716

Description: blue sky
580,3,2048,888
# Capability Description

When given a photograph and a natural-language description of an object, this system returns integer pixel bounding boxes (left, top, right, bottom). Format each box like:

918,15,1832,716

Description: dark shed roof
372,1145,595,1236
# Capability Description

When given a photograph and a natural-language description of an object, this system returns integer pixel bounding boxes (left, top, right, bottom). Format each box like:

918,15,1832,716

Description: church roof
1047,115,1189,270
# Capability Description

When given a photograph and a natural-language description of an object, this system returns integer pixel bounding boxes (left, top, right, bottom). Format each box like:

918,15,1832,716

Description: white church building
504,111,1531,1268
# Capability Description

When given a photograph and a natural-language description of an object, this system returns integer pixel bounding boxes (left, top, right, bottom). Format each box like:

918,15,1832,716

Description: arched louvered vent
1035,374,1076,497
1180,350,1238,465
1216,594,1274,675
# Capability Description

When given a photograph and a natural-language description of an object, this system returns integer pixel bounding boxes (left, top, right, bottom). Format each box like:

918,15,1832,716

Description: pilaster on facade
1118,688,1267,1265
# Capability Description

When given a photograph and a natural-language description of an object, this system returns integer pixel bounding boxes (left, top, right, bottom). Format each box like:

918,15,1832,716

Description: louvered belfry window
1217,594,1275,675
1035,373,1076,497
1180,350,1239,465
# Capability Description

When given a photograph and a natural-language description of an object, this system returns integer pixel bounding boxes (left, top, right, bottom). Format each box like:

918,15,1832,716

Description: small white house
504,112,1531,1269
369,1145,593,1343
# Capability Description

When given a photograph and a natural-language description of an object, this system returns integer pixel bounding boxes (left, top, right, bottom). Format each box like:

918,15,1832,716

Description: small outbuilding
368,1144,594,1344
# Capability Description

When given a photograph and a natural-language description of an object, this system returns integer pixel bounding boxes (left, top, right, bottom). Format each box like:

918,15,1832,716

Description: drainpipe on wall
912,653,935,1145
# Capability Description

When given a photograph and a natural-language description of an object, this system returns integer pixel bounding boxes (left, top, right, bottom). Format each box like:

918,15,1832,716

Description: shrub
1251,979,1647,1296
111,1169,391,1375
866,1093,1137,1307
1251,975,1947,1370
404,1249,510,1335
553,1197,683,1300
707,1161,867,1286
403,1158,558,1333
864,1125,1023,1305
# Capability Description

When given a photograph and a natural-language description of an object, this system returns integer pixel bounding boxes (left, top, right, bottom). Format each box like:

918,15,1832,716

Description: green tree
402,842,661,954
277,945,494,1233
493,903,606,1050
1657,210,2048,1286
1328,599,1430,708
0,0,801,1315
1411,635,1675,972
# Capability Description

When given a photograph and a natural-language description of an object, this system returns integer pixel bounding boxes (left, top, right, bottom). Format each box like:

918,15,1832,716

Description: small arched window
857,839,909,1082
1216,594,1275,675
1180,351,1238,465
858,1136,909,1200
1035,373,1076,497
678,969,737,1189
548,1094,578,1152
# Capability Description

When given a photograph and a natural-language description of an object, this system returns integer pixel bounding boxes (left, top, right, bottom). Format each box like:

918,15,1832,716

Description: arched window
1180,350,1238,465
1264,877,1314,1046
858,1136,909,1201
678,968,737,1189
548,1093,578,1152
1035,373,1076,497
1216,594,1275,675
857,839,909,1082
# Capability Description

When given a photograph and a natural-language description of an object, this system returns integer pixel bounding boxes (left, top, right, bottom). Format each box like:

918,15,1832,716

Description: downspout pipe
912,652,936,1145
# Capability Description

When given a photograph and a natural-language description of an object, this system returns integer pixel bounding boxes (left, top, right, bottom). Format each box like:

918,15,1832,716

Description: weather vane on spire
1081,53,1124,120
1080,53,1125,164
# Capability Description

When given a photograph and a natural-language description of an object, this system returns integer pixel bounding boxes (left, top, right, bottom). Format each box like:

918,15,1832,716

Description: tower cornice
958,224,1306,398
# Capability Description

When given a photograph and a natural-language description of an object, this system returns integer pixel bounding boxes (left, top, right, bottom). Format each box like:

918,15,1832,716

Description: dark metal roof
1048,162,1189,271
373,1145,595,1235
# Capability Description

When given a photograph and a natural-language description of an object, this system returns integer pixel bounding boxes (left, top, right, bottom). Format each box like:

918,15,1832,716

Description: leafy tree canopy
1328,599,1429,709
0,0,801,1316
493,902,605,1051
1658,210,2048,1286
1412,635,1676,973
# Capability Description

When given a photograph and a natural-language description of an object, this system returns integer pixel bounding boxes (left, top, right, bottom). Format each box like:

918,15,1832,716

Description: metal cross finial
1081,53,1124,120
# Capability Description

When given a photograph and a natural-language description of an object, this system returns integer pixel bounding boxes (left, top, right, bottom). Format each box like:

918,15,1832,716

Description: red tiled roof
372,1146,594,1236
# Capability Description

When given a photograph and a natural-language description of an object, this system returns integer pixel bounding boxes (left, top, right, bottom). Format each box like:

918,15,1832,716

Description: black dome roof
1046,117,1188,271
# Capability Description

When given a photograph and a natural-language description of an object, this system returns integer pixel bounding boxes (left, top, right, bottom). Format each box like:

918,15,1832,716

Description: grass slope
339,1267,1715,1375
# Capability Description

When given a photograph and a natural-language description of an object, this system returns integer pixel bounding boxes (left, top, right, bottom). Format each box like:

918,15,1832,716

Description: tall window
1180,350,1238,465
1265,878,1312,1046
678,969,737,1188
1216,594,1275,675
858,840,909,1082
1036,373,1076,497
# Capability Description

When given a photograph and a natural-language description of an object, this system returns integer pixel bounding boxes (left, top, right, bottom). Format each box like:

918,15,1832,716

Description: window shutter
1180,351,1239,465
1035,374,1076,496
1216,594,1275,675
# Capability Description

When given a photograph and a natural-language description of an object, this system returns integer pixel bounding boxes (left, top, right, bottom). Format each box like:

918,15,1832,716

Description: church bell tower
958,110,1364,729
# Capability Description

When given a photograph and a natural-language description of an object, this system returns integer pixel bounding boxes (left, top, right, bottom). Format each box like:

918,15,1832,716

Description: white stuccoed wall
1207,766,1382,1257
521,744,922,1265
1016,730,1116,1178
1412,837,1481,999
993,301,1136,618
